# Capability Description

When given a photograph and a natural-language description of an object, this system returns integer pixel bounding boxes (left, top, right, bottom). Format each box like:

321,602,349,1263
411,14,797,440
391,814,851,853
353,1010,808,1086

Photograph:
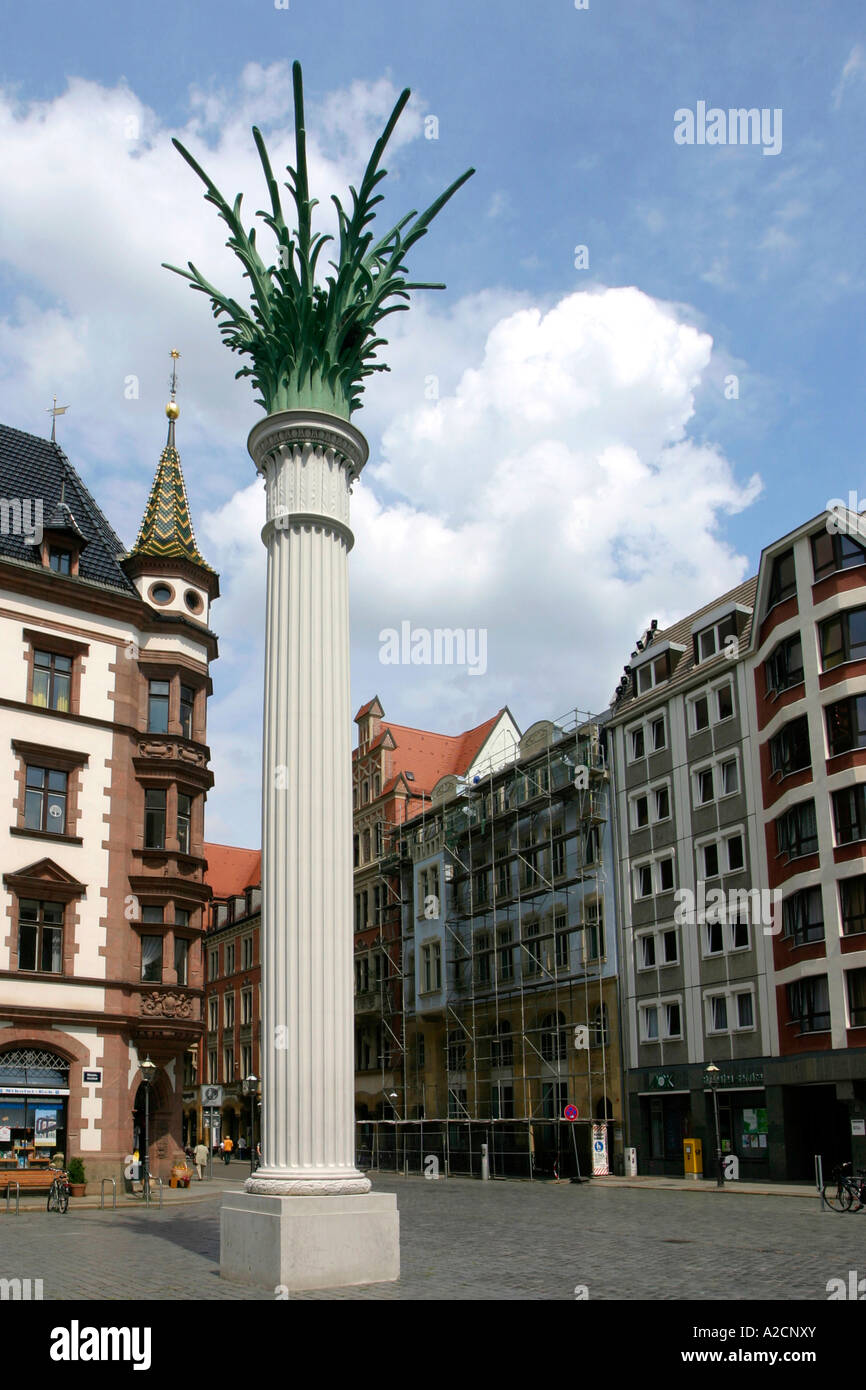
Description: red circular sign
564,1104,579,1121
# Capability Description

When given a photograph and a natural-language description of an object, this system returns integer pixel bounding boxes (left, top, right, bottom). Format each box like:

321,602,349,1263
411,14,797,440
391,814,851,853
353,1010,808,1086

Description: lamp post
140,1056,157,1204
706,1063,724,1188
245,1075,258,1176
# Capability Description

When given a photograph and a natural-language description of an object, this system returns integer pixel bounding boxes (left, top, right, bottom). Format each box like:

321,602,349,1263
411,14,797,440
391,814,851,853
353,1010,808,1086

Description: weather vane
46,396,69,443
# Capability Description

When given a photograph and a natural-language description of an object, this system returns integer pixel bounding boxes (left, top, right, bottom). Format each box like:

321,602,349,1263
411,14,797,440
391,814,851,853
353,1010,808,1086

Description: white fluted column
245,409,369,1195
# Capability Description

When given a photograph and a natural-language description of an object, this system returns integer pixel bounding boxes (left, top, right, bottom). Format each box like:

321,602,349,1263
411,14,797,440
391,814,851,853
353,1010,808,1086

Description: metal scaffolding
354,709,621,1179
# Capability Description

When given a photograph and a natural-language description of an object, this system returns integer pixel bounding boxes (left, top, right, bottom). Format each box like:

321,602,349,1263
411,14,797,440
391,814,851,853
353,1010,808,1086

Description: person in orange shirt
222,1135,233,1165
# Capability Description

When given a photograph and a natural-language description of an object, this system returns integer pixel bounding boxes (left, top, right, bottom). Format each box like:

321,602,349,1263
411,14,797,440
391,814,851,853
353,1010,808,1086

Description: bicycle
822,1163,866,1212
46,1169,69,1214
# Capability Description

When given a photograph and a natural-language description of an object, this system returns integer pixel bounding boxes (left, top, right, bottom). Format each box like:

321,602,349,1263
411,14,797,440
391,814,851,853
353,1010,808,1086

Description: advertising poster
34,1107,57,1147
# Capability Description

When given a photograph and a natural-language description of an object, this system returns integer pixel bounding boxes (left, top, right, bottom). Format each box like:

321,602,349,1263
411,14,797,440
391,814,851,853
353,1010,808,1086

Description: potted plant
67,1157,86,1197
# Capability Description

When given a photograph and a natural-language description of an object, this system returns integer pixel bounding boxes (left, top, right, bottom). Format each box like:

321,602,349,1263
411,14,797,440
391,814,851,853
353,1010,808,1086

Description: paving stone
0,1175,861,1301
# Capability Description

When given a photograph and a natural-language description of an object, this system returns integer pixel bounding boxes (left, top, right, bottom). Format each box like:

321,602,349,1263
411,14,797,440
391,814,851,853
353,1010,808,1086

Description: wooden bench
0,1169,56,1193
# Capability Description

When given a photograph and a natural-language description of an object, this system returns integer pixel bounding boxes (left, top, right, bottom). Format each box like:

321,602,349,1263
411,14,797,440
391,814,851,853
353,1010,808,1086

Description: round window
150,583,173,605
184,589,203,613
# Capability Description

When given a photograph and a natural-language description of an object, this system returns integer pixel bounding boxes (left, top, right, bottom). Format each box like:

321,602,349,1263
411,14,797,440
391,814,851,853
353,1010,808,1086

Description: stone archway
132,1067,175,1181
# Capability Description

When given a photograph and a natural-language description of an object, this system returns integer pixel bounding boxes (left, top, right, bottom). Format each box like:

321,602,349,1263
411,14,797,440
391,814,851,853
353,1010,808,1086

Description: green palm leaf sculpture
163,61,474,419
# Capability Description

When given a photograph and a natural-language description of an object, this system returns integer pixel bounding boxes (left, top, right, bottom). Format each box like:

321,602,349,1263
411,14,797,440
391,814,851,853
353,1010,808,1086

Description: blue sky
1,0,864,844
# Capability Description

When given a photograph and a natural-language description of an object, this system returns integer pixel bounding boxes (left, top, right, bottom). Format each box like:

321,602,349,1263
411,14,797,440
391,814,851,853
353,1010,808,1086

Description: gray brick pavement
1,1175,862,1301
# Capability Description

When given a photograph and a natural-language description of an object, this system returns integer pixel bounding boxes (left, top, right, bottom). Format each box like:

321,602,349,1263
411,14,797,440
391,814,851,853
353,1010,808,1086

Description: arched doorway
131,1069,172,1181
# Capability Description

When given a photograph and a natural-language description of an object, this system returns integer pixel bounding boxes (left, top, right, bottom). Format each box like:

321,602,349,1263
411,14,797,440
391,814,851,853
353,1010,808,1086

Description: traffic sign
563,1104,579,1121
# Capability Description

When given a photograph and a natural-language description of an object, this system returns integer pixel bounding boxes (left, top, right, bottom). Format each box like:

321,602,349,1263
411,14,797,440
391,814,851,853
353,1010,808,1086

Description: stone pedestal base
220,1190,400,1291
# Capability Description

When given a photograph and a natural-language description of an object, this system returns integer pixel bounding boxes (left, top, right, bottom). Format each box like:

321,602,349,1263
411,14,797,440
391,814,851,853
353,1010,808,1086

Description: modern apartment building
610,510,866,1182
607,582,776,1179
746,510,866,1178
0,396,217,1182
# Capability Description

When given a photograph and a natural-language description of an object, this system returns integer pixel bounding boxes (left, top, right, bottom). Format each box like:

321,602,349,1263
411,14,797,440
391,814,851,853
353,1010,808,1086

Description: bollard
5,1181,20,1216
481,1142,490,1181
815,1154,825,1212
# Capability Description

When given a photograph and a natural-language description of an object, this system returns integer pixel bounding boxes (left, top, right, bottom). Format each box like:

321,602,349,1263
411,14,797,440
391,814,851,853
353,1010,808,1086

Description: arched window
541,1011,566,1062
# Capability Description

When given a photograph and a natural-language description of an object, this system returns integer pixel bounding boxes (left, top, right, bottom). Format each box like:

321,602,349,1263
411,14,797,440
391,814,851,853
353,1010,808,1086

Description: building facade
746,511,866,1178
0,393,217,1183
610,511,866,1181
355,705,622,1180
197,843,262,1155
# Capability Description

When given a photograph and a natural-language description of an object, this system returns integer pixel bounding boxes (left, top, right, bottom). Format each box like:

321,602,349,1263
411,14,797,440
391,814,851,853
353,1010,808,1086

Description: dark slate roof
0,423,136,594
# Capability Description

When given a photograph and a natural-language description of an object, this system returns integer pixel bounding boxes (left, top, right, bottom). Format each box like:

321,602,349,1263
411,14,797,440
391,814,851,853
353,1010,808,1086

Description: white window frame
704,986,756,1035
688,678,736,735
632,852,676,902
692,753,741,808
626,710,668,763
695,827,746,881
636,925,679,971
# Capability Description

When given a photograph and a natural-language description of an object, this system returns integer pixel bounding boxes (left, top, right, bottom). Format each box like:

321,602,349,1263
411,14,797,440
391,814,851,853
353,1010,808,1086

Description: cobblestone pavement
1,1175,863,1301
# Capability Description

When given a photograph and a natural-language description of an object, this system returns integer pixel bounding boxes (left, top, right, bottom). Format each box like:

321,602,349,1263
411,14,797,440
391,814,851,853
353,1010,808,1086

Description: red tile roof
370,709,506,797
204,842,261,898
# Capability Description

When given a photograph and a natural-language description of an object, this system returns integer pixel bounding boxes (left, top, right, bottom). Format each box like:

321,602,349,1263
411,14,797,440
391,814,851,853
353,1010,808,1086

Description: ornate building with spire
0,361,218,1185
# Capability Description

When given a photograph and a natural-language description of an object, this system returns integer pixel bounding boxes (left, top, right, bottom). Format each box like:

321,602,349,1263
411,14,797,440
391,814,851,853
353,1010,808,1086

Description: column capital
247,409,369,486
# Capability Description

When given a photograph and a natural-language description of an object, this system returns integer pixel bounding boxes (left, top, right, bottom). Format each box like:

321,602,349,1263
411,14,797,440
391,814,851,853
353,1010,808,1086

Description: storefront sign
0,1087,69,1097
702,1068,763,1088
647,1071,686,1091
852,1119,866,1137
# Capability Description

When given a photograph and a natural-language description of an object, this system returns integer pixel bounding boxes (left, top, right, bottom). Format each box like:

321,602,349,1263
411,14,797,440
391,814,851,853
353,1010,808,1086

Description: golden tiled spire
128,351,215,573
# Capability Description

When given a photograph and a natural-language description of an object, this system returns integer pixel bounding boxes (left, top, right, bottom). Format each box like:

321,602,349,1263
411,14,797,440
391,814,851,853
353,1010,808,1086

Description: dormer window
636,654,669,694
49,548,72,575
693,613,737,664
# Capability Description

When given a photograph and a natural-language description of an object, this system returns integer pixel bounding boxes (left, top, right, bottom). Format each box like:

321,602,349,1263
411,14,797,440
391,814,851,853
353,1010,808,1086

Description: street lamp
245,1075,258,1175
705,1063,724,1189
140,1056,157,1204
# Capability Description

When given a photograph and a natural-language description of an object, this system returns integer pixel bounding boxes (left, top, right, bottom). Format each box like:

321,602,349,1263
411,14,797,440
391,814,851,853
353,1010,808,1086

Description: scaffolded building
354,709,623,1180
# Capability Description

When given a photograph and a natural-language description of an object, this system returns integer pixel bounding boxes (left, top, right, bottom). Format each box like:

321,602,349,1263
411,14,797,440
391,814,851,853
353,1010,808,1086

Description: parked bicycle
46,1168,69,1214
823,1162,866,1212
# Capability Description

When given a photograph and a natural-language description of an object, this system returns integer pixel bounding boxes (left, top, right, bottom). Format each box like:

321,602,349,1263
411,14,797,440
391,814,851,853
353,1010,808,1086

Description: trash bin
683,1137,703,1179
624,1146,637,1177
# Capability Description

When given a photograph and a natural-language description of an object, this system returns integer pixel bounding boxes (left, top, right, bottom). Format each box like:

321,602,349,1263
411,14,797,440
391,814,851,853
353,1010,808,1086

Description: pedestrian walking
194,1140,208,1181
223,1135,233,1165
